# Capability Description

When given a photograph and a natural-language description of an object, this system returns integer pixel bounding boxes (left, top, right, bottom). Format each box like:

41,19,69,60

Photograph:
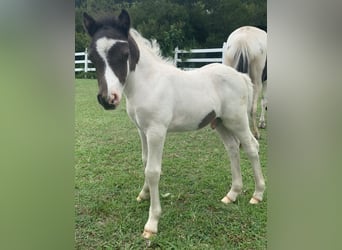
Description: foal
84,10,265,239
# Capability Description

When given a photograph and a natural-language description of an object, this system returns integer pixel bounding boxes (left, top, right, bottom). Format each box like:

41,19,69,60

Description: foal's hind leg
216,124,243,203
137,129,149,202
222,114,265,203
238,130,265,203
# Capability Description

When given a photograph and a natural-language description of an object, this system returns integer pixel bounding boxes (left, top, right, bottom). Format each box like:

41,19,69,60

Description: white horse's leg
250,73,261,140
249,61,262,139
238,129,265,204
137,129,149,202
259,80,267,129
216,124,243,204
142,126,166,239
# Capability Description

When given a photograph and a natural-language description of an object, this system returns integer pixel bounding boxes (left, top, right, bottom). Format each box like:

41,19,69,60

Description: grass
75,79,267,249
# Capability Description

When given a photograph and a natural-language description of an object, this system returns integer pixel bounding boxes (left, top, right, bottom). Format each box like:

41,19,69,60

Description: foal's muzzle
97,94,116,110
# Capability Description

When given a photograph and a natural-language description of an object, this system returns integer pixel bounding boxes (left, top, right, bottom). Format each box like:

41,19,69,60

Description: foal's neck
124,41,174,99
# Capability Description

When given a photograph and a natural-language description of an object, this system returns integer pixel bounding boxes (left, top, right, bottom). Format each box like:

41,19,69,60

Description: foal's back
179,63,253,121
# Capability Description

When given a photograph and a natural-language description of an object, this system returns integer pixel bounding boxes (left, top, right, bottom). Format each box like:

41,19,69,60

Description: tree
129,0,189,56
75,0,267,56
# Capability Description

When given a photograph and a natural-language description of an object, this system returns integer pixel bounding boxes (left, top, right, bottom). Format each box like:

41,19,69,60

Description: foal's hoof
221,196,234,204
258,121,266,129
136,194,149,202
249,197,261,204
142,230,156,239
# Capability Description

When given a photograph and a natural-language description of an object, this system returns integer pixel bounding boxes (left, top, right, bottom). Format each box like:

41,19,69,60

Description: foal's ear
83,12,98,37
118,9,130,36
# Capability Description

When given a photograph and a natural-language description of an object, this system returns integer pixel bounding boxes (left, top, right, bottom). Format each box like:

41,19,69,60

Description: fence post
84,48,88,73
173,46,178,66
221,42,226,63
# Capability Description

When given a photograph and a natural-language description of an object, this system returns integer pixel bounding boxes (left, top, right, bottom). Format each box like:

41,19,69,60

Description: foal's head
83,10,139,110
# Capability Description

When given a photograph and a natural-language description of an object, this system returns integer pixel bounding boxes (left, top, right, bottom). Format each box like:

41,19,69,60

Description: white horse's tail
225,41,250,74
224,41,252,117
236,47,249,74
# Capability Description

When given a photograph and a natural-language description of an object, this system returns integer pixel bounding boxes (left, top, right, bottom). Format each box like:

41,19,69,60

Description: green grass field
75,79,267,249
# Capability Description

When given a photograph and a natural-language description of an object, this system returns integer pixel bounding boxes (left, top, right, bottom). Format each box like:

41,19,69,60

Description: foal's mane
129,29,174,66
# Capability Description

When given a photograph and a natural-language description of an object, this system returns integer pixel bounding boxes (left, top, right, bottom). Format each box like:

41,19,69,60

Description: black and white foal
84,10,265,239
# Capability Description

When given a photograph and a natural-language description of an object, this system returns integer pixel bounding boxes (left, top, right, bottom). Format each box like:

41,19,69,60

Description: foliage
75,79,267,249
75,0,266,57
129,0,188,55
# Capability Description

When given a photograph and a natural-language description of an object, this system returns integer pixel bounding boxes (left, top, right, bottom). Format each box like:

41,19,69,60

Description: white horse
83,10,265,239
223,26,267,139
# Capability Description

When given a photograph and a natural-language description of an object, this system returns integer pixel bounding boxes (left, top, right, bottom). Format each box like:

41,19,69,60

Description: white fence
174,42,227,70
75,48,95,73
75,43,227,73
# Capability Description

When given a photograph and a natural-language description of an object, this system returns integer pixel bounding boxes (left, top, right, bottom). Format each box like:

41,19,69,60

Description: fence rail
173,42,227,70
75,43,227,73
75,48,95,73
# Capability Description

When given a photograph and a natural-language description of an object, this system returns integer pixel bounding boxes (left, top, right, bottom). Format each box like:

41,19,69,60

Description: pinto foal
84,10,265,239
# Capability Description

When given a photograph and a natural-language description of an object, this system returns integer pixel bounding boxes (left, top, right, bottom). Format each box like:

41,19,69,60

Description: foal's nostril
111,93,118,104
108,92,120,105
108,95,115,105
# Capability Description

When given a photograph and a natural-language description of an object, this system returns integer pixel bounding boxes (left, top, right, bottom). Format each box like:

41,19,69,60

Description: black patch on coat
198,110,216,129
107,42,129,84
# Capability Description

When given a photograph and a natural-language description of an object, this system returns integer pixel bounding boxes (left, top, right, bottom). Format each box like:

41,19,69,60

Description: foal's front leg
142,127,166,239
